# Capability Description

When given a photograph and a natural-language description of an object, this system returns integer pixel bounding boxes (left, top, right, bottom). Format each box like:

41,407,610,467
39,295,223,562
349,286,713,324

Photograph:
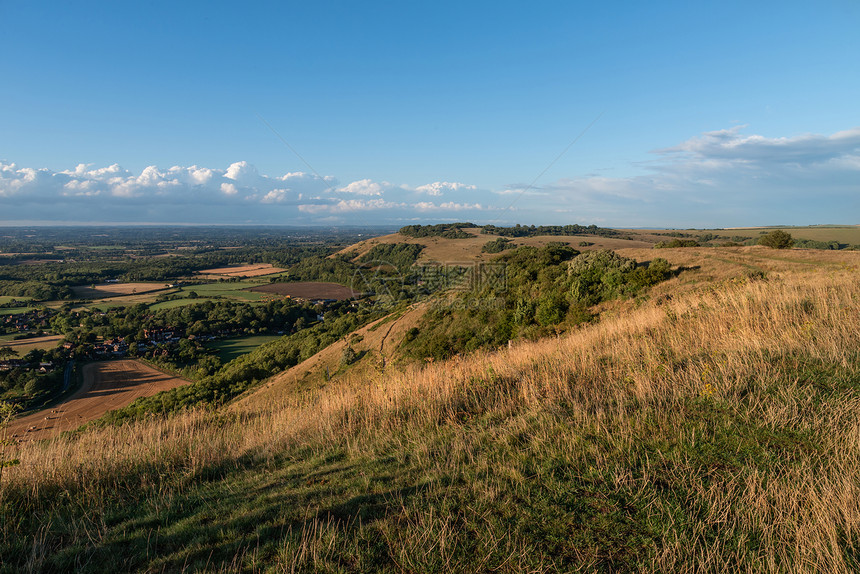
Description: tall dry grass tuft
3,265,860,571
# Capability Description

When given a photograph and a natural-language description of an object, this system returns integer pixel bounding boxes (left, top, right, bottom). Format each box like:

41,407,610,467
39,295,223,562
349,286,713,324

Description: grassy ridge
2,260,860,571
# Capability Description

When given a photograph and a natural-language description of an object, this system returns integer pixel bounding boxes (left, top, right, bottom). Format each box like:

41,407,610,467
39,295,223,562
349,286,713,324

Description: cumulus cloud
414,181,478,196
0,160,490,224
1,126,857,226
337,179,387,196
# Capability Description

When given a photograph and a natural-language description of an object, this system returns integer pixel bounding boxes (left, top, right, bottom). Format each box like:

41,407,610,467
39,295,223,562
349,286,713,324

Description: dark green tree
758,230,794,249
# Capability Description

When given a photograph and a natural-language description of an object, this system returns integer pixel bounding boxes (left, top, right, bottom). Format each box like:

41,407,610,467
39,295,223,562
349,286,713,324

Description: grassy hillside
2,248,860,572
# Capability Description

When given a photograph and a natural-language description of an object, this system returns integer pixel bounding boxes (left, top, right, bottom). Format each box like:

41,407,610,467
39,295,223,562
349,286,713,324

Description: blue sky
1,0,858,227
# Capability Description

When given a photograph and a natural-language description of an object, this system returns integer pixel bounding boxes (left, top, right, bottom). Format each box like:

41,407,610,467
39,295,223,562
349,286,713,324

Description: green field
739,226,860,245
0,306,35,316
0,296,34,305
205,334,284,362
656,225,860,245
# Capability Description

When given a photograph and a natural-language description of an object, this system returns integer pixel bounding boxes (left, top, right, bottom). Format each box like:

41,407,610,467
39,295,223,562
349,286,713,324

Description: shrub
758,230,794,249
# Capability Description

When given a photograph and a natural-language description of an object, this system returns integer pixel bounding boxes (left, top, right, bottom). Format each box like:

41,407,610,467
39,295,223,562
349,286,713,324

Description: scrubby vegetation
399,223,474,239
654,238,700,248
400,245,672,359
481,237,515,253
481,223,620,238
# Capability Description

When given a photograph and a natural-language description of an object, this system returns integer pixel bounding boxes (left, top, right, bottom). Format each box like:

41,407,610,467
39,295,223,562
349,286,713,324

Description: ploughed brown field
246,281,360,300
197,264,285,278
7,360,189,442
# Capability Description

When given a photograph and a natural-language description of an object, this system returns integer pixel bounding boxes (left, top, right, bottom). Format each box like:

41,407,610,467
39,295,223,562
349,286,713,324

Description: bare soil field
197,264,285,278
246,281,359,300
71,282,172,299
7,360,190,442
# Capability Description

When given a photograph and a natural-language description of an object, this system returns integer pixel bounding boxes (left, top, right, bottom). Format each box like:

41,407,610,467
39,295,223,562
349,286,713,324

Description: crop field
71,282,173,299
6,360,190,442
0,334,63,353
197,263,286,278
246,281,359,300
181,281,269,301
205,334,283,363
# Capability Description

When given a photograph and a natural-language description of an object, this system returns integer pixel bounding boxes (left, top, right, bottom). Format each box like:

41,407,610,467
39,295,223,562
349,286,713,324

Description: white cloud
337,179,386,196
415,181,477,196
1,126,857,226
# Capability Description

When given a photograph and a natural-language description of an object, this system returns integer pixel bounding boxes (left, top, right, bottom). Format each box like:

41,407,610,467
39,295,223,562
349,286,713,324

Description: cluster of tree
399,244,672,360
481,238,515,254
53,299,318,346
357,243,425,270
758,230,794,249
0,347,67,407
654,239,701,248
480,224,620,238
792,238,855,250
399,223,474,239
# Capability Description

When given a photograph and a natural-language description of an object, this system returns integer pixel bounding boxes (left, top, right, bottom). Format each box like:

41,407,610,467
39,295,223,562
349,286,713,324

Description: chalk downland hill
2,244,860,572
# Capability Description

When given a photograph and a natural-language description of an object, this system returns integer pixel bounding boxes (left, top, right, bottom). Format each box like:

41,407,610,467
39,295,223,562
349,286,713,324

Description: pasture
205,334,283,363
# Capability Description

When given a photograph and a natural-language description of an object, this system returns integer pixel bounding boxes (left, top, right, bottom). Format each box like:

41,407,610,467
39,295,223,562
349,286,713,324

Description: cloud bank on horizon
2,126,858,227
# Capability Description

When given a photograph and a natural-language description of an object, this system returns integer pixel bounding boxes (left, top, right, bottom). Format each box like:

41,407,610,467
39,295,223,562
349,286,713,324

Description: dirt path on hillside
234,303,429,411
6,360,190,442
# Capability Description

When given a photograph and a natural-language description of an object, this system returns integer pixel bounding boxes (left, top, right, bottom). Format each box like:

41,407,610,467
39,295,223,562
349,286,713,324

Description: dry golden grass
3,249,860,571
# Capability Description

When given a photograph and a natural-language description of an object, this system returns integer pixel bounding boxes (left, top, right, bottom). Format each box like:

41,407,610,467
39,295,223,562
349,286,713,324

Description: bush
758,230,794,249
481,238,514,254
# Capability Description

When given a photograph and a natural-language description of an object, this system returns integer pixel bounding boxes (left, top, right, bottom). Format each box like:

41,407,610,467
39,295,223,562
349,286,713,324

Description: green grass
0,296,34,305
0,307,35,316
205,334,284,362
